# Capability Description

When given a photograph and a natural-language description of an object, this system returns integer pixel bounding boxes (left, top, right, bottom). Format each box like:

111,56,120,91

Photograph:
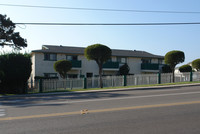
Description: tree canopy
119,63,130,75
54,60,72,79
192,59,200,71
84,44,111,88
164,50,185,82
0,14,27,49
165,50,185,68
84,44,111,64
179,64,192,72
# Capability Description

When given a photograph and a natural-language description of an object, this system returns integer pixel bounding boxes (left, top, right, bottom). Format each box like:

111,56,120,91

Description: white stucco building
30,45,164,80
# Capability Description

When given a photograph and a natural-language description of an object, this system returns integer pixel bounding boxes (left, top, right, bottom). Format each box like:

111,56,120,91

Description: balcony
103,61,119,69
141,63,159,70
71,60,82,68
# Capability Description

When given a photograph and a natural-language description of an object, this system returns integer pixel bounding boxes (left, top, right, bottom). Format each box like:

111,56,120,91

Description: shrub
161,65,172,73
179,64,192,72
0,53,32,94
119,63,130,75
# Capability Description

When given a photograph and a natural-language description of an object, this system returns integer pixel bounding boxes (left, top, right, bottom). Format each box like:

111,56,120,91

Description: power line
1,3,200,14
15,22,200,26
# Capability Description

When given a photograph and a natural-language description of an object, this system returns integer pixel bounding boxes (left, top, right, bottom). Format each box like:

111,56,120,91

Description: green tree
164,50,185,82
0,53,32,94
179,64,192,72
84,44,111,88
192,59,200,71
0,14,27,49
54,60,72,79
119,63,130,75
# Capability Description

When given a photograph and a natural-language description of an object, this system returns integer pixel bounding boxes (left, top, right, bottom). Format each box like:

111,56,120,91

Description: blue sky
1,0,200,66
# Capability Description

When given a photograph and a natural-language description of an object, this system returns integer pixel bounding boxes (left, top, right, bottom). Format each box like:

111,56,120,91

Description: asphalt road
1,85,200,134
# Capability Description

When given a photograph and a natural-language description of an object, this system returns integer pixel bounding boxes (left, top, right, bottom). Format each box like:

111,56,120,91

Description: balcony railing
103,61,119,69
71,60,82,68
141,63,159,70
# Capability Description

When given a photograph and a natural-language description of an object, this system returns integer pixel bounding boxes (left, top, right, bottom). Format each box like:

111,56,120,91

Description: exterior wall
127,57,142,74
79,55,99,77
31,53,100,80
31,52,164,80
30,54,36,81
34,53,57,77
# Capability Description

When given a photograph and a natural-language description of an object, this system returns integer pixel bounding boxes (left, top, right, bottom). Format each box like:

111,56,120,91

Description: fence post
70,80,73,90
39,79,43,93
158,72,161,84
83,77,87,89
123,75,127,86
190,71,193,82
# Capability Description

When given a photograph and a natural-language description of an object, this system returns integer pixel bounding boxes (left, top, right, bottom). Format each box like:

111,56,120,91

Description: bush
0,53,32,94
119,63,130,75
161,65,172,73
179,64,192,72
192,59,200,71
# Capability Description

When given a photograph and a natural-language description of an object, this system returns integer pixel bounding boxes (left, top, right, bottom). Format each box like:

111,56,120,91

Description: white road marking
3,90,200,107
0,103,5,117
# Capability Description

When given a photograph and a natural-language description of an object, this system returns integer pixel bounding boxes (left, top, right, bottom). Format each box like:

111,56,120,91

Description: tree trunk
98,64,103,88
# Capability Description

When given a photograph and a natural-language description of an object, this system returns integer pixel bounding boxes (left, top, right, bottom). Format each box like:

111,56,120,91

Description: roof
32,45,164,59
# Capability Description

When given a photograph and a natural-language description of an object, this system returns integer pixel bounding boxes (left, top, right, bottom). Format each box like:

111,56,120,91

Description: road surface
1,85,200,134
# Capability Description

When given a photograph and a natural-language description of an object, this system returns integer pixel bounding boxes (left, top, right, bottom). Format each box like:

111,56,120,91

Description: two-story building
30,45,164,80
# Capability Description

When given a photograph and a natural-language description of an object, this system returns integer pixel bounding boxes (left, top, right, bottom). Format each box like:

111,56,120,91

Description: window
44,73,57,78
158,59,163,64
67,74,78,78
66,55,78,61
44,53,57,61
142,59,151,64
117,57,127,63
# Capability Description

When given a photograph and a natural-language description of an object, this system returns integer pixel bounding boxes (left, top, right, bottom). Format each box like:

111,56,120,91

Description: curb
1,83,200,99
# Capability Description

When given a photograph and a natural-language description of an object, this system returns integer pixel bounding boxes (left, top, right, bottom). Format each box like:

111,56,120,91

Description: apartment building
30,45,164,80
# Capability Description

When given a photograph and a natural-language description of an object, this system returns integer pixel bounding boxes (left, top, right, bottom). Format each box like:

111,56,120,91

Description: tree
164,50,185,82
0,14,27,50
179,64,192,72
0,70,4,81
84,44,111,88
54,60,72,79
192,59,200,71
119,63,130,75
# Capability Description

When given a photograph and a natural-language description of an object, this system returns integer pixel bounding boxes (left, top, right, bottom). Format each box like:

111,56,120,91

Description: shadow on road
0,91,131,108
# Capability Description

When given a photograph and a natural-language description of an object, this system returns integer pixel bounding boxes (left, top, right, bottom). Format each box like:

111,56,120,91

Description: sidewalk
1,83,200,98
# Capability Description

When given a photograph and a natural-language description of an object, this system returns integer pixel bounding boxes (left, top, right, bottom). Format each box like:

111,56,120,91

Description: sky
1,0,200,66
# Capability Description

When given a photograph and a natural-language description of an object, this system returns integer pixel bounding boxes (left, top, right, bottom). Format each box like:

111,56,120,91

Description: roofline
31,45,164,59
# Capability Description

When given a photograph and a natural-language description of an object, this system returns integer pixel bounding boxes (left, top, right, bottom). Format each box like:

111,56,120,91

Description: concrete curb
1,83,200,99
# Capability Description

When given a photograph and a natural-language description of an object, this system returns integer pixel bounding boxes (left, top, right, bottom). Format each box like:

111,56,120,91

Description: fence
28,72,200,93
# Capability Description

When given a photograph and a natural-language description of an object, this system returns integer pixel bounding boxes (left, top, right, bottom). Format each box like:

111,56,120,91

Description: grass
1,81,200,96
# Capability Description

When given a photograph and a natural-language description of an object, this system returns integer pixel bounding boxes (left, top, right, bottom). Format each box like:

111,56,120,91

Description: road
1,85,200,134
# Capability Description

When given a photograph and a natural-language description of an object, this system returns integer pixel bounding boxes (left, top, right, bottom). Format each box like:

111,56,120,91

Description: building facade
30,45,164,80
